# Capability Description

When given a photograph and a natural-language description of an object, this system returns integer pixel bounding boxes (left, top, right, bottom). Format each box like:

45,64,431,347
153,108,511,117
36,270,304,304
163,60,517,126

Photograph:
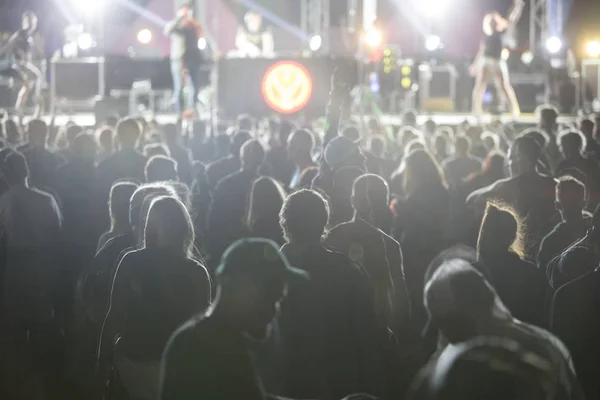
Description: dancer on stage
0,11,44,118
164,3,206,115
235,11,274,58
471,0,524,117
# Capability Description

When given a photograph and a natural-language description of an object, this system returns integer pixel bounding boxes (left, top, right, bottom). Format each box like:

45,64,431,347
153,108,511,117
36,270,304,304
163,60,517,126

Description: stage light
262,61,313,114
198,37,207,50
546,36,562,54
501,48,510,61
73,0,106,14
425,35,441,52
586,40,600,57
77,33,93,50
401,77,412,89
309,35,322,51
521,50,534,65
413,0,447,18
364,28,382,48
137,29,152,45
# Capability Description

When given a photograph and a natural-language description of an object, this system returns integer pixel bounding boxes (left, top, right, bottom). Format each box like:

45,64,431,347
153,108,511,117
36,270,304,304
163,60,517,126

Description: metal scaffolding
530,0,549,51
301,0,330,51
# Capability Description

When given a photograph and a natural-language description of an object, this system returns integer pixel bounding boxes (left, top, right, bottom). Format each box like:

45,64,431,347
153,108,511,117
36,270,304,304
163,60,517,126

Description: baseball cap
216,238,309,281
324,136,360,169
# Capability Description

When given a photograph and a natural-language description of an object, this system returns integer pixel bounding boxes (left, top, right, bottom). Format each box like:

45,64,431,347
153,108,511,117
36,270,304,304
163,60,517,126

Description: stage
38,112,579,129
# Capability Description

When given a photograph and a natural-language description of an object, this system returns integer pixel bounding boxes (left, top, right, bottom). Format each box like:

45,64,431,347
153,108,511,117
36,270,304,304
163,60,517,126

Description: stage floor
38,112,579,128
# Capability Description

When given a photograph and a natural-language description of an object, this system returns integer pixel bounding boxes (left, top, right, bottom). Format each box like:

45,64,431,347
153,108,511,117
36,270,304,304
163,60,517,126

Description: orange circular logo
262,61,312,114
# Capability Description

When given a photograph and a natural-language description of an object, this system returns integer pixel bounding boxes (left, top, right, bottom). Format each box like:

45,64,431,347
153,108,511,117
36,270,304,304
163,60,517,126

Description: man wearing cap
423,259,582,399
159,238,306,400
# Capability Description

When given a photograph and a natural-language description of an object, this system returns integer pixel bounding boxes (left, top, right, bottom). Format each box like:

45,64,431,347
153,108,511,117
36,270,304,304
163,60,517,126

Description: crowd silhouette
0,70,600,400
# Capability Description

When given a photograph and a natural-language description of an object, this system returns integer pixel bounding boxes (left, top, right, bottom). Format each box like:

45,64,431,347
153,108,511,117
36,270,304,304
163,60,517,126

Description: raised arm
0,33,19,57
508,0,525,25
164,12,186,36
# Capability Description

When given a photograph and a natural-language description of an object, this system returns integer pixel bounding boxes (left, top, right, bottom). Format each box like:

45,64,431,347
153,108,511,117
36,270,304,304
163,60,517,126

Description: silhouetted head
72,133,97,163
367,135,387,158
280,189,330,245
352,173,390,219
247,177,286,231
145,155,178,183
231,129,252,159
144,143,170,158
324,136,365,171
96,126,114,151
580,119,594,141
109,181,138,231
2,151,29,186
116,118,142,149
403,149,447,196
538,105,559,134
240,140,265,171
144,195,195,258
558,130,585,159
287,129,315,164
477,202,524,260
455,136,472,157
27,119,48,148
556,176,586,220
341,125,361,142
508,135,541,176
129,183,176,240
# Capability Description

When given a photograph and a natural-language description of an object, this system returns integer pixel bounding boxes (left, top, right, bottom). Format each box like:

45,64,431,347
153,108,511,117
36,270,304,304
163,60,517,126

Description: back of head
352,173,390,213
341,125,361,142
278,120,295,144
556,176,585,213
403,149,446,196
240,140,265,171
288,129,315,156
144,143,170,158
231,129,252,158
2,151,29,186
455,135,472,156
477,202,524,259
129,183,176,234
538,105,558,130
558,130,585,157
66,125,84,147
144,195,194,257
116,118,142,149
402,109,418,127
419,337,556,400
248,177,286,228
109,181,139,229
280,189,330,244
580,119,594,138
509,135,542,174
145,155,178,182
27,119,47,147
4,119,21,144
368,135,386,157
72,133,97,162
237,114,255,132
162,123,178,144
424,259,508,343
96,126,114,149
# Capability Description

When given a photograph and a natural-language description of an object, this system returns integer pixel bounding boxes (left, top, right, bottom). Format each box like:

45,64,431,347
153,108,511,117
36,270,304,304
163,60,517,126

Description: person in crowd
144,143,170,158
163,124,192,184
467,135,558,260
580,118,600,161
56,124,84,161
4,118,22,145
393,149,450,330
19,119,65,191
432,133,450,165
190,163,210,245
538,177,591,272
409,337,568,400
272,189,387,399
159,238,303,400
287,129,316,190
537,106,562,173
265,120,295,185
297,166,319,189
476,202,545,326
95,126,115,164
246,177,286,246
99,196,211,400
97,181,139,252
365,135,394,178
207,139,265,264
205,129,251,190
97,118,147,221
424,259,583,398
327,174,410,334
481,131,501,154
312,136,366,198
555,130,600,210
0,151,63,399
330,166,365,227
442,136,482,188
463,152,506,195
145,155,179,183
551,249,600,398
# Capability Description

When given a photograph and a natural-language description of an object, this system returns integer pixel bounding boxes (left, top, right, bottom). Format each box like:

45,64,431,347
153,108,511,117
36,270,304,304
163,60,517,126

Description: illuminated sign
262,61,312,114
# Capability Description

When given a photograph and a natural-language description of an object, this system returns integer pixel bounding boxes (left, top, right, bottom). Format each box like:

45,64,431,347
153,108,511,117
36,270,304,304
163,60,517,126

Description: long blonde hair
144,196,195,258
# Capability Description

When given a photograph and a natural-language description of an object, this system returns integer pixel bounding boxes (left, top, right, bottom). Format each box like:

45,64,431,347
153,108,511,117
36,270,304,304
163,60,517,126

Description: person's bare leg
472,64,490,117
499,62,520,117
493,72,508,112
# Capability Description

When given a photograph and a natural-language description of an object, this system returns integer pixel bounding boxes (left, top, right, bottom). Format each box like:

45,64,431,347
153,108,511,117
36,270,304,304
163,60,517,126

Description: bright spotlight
413,0,447,18
197,37,207,50
586,40,600,57
77,33,93,50
546,36,562,54
501,48,510,61
73,0,106,14
137,29,152,45
425,35,441,52
521,50,534,65
364,28,382,48
309,35,322,51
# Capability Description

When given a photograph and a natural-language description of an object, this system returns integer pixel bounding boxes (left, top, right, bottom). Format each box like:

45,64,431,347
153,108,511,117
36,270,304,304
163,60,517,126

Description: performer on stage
235,11,274,58
470,0,524,117
0,11,44,117
164,3,205,115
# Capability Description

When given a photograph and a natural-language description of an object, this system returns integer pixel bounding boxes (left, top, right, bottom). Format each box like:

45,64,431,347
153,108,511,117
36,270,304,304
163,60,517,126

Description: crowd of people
0,70,600,400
